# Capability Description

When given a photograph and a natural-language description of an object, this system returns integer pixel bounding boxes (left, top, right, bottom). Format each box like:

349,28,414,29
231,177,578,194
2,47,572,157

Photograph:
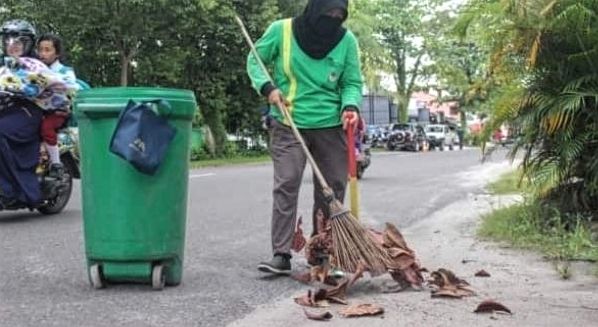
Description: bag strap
141,99,172,117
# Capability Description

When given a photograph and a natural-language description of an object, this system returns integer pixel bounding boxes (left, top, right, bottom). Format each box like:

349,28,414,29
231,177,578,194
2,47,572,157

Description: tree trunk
397,95,409,123
393,49,423,123
120,53,129,86
204,108,227,156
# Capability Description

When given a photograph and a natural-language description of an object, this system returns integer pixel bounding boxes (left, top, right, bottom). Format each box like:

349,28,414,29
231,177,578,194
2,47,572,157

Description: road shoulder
229,193,598,327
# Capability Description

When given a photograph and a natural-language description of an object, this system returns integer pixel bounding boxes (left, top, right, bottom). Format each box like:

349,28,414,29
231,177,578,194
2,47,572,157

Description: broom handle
235,15,333,194
346,119,357,178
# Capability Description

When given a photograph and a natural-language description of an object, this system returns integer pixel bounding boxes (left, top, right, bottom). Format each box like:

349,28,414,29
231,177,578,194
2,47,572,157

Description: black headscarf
292,0,348,60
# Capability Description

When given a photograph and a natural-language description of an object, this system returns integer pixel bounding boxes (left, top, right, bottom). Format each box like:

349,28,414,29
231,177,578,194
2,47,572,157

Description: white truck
425,124,456,151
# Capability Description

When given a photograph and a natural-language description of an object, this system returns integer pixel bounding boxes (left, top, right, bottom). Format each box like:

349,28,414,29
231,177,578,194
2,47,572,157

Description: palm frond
552,2,597,30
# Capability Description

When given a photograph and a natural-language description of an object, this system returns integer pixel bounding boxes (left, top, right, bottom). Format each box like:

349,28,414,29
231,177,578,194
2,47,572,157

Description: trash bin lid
74,87,197,120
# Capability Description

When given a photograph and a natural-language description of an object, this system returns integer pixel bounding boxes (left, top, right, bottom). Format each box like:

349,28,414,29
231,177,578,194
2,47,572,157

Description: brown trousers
269,119,347,256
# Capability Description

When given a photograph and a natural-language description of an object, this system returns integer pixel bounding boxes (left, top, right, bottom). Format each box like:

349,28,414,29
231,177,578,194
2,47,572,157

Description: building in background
407,91,460,125
360,94,397,126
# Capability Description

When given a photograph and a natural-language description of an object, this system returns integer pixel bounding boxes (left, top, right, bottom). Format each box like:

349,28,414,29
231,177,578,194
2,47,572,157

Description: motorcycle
356,143,371,179
57,126,81,179
0,123,79,215
0,63,84,215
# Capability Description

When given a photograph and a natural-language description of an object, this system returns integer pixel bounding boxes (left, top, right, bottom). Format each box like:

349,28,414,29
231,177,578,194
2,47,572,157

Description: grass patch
479,199,598,277
190,154,271,169
487,169,527,195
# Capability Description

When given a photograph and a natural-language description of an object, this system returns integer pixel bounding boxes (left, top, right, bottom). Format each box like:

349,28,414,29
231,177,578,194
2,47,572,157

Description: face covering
292,0,349,59
313,16,344,38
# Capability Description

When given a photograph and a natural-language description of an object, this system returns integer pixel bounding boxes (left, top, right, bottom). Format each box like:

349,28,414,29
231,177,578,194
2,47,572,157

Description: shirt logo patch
329,72,339,83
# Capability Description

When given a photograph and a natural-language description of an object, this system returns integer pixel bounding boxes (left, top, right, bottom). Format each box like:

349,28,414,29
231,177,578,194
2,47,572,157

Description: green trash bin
74,87,197,290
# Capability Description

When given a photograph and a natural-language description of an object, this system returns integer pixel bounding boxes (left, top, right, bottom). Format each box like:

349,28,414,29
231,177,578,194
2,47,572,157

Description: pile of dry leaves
289,214,511,321
369,223,425,291
294,214,425,290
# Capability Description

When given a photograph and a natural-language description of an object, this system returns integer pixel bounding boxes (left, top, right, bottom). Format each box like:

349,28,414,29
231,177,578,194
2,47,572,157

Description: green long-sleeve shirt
247,19,363,129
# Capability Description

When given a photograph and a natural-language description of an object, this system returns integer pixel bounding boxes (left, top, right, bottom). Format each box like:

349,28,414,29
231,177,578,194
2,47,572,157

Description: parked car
386,123,427,152
365,124,388,148
426,124,456,151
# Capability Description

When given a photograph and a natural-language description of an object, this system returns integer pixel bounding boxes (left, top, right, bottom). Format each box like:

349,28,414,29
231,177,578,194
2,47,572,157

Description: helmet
1,19,36,57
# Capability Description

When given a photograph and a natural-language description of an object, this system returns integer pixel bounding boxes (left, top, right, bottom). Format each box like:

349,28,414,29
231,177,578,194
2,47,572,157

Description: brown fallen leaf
402,269,425,290
294,294,313,307
387,247,412,259
291,271,312,284
475,269,491,277
339,304,384,317
315,209,329,235
313,289,328,302
305,210,333,266
367,228,385,245
311,264,330,284
292,267,338,286
323,275,339,286
291,216,307,253
389,254,416,270
326,279,348,297
294,289,330,307
383,223,411,251
474,300,512,314
430,269,475,298
430,269,470,288
304,309,333,321
371,223,425,289
305,232,333,267
325,279,349,305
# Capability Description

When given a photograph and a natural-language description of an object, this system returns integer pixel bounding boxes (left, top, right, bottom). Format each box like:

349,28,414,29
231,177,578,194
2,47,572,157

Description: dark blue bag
109,100,176,175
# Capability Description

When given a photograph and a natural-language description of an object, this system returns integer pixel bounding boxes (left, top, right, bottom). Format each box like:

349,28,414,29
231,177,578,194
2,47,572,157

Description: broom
235,15,389,275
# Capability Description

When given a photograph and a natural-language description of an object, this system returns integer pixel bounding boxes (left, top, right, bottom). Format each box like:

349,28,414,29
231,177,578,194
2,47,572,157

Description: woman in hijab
0,20,77,208
247,0,363,275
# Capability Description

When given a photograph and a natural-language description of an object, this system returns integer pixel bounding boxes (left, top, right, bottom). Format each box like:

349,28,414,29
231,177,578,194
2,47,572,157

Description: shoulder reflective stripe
282,18,297,122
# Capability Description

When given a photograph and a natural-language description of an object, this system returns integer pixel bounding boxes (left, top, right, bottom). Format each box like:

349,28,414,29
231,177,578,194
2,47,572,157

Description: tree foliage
372,0,445,122
461,0,598,215
1,0,278,155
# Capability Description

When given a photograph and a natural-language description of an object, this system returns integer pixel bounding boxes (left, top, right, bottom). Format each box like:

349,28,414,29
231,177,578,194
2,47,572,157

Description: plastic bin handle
77,100,172,117
76,103,123,116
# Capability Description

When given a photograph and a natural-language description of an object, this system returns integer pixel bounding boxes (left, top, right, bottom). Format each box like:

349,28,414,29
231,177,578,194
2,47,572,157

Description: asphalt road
0,147,510,327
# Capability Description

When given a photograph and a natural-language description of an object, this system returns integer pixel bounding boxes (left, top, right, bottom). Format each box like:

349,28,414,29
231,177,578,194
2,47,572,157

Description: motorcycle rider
354,116,371,178
37,33,79,177
0,19,45,208
354,116,365,157
0,20,75,208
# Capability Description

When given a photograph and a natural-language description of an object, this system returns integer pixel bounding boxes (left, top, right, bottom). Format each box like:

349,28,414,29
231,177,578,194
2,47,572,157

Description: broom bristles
329,200,390,276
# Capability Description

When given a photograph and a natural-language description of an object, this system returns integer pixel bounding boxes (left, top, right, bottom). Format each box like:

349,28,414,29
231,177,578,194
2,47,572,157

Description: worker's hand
342,110,359,130
268,89,289,111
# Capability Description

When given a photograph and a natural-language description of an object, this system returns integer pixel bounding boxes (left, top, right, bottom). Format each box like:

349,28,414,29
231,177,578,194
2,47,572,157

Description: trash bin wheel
89,264,104,289
152,264,166,290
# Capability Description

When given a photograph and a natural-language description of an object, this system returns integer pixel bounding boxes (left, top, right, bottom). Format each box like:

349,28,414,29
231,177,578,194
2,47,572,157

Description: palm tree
462,0,598,213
